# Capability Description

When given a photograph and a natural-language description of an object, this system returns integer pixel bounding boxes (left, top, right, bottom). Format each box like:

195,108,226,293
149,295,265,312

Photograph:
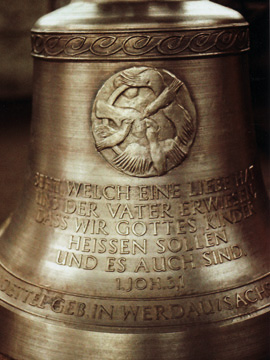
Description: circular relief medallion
92,66,196,177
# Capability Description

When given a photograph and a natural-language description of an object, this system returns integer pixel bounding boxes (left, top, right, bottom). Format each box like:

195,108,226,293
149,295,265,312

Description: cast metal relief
31,27,249,60
91,66,196,177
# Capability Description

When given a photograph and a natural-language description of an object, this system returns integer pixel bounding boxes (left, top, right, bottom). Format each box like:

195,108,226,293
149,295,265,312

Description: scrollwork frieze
31,27,249,60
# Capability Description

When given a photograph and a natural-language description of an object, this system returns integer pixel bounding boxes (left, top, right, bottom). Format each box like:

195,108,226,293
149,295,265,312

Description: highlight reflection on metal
0,0,269,359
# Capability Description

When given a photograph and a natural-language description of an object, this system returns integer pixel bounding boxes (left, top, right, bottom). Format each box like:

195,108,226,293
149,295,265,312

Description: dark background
0,0,269,223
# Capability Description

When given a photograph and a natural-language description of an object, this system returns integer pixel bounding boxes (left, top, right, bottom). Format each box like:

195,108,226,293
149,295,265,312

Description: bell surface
0,0,269,359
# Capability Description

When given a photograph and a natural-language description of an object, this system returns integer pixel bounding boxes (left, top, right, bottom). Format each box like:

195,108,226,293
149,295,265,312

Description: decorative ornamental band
31,27,249,60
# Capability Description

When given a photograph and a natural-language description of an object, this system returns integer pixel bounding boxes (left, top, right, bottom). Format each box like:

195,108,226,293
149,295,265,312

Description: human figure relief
91,66,197,177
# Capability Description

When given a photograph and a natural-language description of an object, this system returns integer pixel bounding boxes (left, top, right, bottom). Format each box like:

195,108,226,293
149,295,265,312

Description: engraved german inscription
116,275,185,292
0,266,269,327
30,166,258,298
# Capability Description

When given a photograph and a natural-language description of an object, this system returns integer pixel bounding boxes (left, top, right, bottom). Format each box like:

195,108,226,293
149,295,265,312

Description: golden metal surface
0,1,269,359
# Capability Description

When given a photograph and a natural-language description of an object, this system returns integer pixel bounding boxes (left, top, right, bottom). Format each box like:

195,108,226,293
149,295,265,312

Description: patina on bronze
0,0,269,359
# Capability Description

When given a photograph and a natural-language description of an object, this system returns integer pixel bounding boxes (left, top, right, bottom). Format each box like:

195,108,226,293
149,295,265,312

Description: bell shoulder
32,0,248,33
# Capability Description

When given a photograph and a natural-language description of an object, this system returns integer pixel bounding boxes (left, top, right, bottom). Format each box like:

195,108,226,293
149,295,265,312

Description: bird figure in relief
92,66,196,176
94,119,134,151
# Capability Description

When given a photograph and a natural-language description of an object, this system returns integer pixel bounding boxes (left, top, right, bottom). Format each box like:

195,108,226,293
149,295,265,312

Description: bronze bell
0,0,269,359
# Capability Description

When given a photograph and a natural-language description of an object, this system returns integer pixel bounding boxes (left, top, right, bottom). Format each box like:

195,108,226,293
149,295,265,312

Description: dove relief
91,66,197,177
